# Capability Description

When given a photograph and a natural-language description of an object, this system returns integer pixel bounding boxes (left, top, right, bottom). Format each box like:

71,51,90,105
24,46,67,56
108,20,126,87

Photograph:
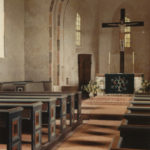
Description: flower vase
89,92,94,99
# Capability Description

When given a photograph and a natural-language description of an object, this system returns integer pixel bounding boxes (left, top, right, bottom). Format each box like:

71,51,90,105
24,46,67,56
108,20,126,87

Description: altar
96,73,144,94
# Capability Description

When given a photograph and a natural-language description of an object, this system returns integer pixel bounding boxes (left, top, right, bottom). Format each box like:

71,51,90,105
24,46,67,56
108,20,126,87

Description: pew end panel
0,102,42,150
0,107,23,150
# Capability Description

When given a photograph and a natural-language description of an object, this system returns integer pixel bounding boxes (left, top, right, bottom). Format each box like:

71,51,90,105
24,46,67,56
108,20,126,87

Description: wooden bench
135,93,150,97
0,92,81,127
0,107,23,150
131,101,150,105
134,96,150,101
110,98,150,150
1,97,57,143
0,91,82,122
124,101,150,124
48,91,82,121
110,135,145,150
0,101,42,150
118,120,150,149
0,94,66,135
128,105,150,114
45,93,75,127
124,112,150,124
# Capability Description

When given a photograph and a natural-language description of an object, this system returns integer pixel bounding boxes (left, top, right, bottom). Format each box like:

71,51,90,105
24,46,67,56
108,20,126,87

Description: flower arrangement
137,79,150,93
82,80,100,97
141,80,150,92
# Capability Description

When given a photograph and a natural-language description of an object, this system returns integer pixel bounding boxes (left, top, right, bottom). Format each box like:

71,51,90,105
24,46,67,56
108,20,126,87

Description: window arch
75,13,81,46
0,0,4,58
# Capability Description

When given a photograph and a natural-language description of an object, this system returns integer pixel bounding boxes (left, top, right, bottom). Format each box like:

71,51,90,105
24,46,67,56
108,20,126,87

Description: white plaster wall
24,0,52,81
0,0,25,82
62,0,100,86
24,0,150,86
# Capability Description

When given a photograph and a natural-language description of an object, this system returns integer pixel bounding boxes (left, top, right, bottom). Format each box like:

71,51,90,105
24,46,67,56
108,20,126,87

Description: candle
133,51,134,65
108,51,111,65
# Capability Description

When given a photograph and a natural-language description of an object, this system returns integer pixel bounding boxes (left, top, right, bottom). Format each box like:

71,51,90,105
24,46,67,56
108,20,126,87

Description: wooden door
78,54,92,90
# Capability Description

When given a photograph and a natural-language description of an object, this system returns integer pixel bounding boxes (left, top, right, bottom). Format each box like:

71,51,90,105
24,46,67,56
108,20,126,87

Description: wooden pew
0,95,67,133
128,105,150,114
0,91,82,122
135,93,150,97
131,101,150,105
124,112,150,124
0,92,81,126
134,96,150,101
118,120,150,149
48,93,75,127
124,101,150,124
0,93,81,149
0,107,23,150
110,135,146,150
110,97,150,150
0,96,66,138
48,91,82,121
0,101,42,150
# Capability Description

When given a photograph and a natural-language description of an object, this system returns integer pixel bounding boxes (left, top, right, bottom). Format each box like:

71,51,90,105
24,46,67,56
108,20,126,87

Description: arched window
0,0,4,58
124,17,131,48
75,13,81,46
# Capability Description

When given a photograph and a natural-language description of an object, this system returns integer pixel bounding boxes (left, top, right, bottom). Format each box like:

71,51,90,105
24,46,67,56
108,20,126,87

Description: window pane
76,13,81,46
124,17,131,48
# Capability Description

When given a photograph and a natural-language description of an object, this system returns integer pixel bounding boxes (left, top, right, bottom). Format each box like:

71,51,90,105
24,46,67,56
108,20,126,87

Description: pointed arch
49,0,67,89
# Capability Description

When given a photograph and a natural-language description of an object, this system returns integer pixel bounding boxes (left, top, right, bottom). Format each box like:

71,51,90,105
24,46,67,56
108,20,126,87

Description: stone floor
53,95,132,150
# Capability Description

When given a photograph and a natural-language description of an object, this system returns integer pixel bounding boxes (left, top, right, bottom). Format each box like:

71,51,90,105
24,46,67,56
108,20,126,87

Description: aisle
53,95,132,150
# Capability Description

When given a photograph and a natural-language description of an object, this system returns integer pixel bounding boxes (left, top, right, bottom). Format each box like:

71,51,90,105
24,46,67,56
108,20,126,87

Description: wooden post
120,51,124,73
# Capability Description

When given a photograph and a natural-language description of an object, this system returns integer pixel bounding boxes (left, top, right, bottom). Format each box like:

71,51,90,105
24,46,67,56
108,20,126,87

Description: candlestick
133,51,135,73
133,51,134,65
108,51,111,73
108,51,110,65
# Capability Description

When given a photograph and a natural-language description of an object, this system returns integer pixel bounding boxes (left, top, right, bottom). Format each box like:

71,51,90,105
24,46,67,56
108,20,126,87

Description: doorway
78,54,92,97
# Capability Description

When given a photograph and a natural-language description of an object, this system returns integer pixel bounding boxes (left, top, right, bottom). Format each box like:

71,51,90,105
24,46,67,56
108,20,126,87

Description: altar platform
96,73,143,95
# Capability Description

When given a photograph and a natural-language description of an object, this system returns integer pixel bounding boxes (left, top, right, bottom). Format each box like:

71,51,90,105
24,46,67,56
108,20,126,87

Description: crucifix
102,8,144,73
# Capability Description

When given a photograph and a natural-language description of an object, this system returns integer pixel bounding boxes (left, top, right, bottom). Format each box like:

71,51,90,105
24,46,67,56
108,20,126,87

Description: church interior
0,0,150,150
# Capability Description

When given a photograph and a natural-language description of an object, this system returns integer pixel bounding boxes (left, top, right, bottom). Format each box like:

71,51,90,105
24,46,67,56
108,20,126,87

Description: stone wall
62,0,100,86
24,0,100,87
24,0,51,81
2,0,149,86
0,0,24,81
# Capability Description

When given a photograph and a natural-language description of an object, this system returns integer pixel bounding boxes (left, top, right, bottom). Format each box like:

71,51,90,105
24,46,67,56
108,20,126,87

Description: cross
102,8,144,73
